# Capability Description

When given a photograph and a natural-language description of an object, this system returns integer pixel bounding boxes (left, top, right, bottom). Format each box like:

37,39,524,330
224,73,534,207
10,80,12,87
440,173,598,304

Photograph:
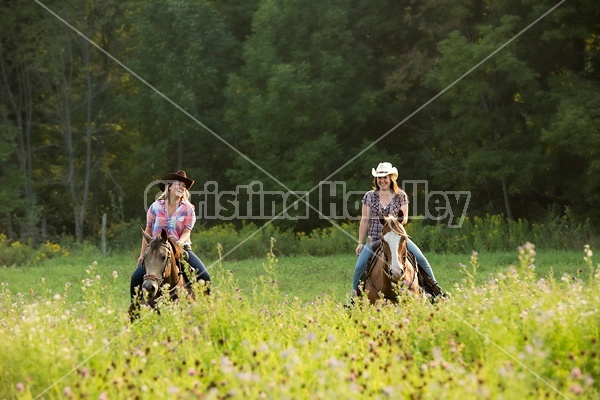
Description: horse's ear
379,215,386,227
160,229,168,242
398,210,404,219
141,228,152,243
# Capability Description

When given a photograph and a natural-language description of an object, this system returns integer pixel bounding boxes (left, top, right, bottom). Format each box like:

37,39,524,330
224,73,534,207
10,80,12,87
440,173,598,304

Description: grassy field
0,246,590,305
0,244,598,399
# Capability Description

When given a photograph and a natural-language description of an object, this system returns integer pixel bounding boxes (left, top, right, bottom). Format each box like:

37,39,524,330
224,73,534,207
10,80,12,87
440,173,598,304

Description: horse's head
141,229,178,306
380,214,408,280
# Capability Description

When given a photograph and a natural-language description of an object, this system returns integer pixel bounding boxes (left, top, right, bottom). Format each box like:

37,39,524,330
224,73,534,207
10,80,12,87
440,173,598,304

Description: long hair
372,174,402,195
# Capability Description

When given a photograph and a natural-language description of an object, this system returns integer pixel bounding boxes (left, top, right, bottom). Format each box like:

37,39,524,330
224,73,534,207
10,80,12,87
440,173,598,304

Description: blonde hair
158,183,190,205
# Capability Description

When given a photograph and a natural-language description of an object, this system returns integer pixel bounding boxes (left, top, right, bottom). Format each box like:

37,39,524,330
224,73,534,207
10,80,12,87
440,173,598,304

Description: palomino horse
130,229,194,315
363,215,420,304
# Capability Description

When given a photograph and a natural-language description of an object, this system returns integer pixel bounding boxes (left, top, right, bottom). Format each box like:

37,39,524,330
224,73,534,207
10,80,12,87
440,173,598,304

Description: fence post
101,213,107,257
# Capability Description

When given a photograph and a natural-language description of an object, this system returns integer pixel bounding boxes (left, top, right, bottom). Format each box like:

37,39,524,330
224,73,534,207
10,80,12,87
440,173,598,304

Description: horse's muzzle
142,280,159,300
391,268,404,281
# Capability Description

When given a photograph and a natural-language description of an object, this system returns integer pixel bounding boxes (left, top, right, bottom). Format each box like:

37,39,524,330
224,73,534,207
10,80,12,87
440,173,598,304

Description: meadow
0,242,598,399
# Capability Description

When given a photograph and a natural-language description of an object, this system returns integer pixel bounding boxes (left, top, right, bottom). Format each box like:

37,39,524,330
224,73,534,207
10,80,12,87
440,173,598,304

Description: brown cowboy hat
158,170,195,191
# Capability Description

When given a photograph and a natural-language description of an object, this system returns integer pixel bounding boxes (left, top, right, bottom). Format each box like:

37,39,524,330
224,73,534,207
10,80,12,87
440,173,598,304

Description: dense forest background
1,0,599,245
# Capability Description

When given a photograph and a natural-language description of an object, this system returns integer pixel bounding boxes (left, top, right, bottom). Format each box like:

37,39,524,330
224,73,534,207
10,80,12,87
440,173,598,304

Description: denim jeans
351,239,436,292
406,239,436,282
130,248,210,298
352,242,374,291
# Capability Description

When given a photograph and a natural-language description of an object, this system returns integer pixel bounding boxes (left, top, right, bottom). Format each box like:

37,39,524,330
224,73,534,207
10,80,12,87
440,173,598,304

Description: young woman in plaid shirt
130,170,210,299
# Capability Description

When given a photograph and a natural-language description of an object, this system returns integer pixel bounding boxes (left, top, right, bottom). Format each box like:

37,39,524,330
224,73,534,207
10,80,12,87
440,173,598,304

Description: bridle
143,240,179,289
368,219,419,294
388,225,419,291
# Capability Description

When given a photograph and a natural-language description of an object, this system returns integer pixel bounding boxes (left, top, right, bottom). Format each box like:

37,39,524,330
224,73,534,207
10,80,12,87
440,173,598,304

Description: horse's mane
167,237,181,260
147,235,181,260
382,214,409,237
149,236,162,251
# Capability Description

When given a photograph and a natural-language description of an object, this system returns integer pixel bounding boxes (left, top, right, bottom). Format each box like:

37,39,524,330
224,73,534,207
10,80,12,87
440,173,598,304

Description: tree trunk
55,35,82,243
501,178,512,220
80,41,93,243
5,212,15,240
41,217,47,242
0,49,38,243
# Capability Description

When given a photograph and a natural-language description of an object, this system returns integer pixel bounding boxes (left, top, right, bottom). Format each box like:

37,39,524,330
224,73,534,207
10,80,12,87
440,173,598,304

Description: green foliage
2,0,600,244
224,0,375,195
0,234,69,267
1,214,595,269
107,218,146,251
541,74,600,221
124,0,239,189
192,213,595,260
1,245,599,398
0,235,31,267
409,212,596,254
33,241,70,262
193,221,357,261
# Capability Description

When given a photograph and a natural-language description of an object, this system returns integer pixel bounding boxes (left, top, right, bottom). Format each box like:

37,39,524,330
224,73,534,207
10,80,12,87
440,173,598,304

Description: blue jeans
406,239,436,282
352,242,375,291
130,248,210,298
352,239,436,291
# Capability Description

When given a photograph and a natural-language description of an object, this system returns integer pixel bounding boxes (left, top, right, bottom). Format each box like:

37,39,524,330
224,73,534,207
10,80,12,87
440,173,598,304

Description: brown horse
363,215,421,304
133,228,194,312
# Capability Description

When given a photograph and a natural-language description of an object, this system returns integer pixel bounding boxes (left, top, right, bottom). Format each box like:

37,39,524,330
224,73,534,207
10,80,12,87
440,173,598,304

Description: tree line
1,0,599,245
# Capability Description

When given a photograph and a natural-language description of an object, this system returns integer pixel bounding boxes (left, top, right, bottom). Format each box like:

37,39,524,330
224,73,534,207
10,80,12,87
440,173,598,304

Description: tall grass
1,214,596,266
0,244,598,399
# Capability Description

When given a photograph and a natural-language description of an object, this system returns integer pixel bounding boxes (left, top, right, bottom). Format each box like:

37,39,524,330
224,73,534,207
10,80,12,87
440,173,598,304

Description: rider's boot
431,281,447,298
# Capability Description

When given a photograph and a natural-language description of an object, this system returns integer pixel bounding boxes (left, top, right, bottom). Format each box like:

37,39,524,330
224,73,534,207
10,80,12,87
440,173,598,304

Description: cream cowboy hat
371,162,398,178
158,170,195,191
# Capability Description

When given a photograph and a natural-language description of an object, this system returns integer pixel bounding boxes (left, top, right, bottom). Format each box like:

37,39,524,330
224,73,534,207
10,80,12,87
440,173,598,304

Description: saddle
361,240,442,299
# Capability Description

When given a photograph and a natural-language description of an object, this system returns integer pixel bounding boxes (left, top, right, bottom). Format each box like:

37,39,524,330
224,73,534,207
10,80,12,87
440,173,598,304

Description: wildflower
382,386,394,396
569,384,583,395
63,386,74,399
571,367,582,379
236,372,256,382
15,383,24,392
326,357,344,368
220,356,234,373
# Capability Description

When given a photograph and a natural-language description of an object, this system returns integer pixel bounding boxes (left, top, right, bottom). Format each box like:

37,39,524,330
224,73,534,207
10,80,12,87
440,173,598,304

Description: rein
365,246,395,299
365,223,419,297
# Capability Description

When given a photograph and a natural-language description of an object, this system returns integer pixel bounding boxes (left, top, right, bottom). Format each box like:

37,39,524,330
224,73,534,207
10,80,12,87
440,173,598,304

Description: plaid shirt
146,199,196,243
363,190,408,241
